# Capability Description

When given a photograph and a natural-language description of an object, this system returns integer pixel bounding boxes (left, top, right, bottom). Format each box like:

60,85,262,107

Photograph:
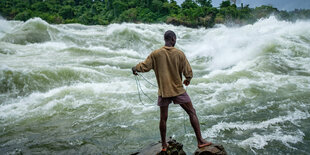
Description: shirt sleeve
182,53,193,81
135,53,153,72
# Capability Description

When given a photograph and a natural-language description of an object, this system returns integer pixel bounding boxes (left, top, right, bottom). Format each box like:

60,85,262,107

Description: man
132,30,211,151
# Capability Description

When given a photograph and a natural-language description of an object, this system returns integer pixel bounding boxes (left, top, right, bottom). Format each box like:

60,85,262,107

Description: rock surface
194,143,227,155
131,138,227,155
131,138,186,155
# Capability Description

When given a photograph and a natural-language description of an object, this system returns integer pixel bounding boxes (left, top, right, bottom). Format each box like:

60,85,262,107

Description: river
0,16,310,154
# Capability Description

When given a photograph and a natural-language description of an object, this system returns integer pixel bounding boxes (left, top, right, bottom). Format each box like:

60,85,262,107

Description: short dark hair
164,30,176,41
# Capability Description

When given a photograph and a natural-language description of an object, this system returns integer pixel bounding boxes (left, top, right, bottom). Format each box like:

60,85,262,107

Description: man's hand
132,66,138,75
183,79,190,86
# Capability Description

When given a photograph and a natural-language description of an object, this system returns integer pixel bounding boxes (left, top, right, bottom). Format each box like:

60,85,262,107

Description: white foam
239,129,304,150
0,81,141,120
203,110,309,138
182,16,310,71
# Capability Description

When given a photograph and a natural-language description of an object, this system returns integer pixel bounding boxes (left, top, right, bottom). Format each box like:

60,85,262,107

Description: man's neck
165,43,174,47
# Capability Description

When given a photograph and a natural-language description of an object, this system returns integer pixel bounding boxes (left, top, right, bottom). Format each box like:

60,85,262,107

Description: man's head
164,30,176,47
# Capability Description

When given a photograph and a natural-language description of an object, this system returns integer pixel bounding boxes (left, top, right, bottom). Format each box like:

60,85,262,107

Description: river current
0,17,310,154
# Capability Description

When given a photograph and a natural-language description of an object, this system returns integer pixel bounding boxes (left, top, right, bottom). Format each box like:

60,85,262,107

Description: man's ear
172,37,176,42
172,37,176,46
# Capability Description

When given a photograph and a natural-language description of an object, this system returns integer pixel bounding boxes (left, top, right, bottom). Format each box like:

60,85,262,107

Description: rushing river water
0,16,310,154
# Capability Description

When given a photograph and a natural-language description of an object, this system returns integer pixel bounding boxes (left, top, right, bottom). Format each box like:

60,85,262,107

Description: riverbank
1,0,310,29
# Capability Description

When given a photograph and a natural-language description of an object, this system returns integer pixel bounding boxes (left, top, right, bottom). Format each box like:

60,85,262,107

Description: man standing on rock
132,30,211,151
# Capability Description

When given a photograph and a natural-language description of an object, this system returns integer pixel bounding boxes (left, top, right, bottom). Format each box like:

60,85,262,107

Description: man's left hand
183,79,190,86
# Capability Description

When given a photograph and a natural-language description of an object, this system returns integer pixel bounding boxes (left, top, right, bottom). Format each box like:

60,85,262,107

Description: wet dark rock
131,138,186,155
131,138,227,155
194,144,227,155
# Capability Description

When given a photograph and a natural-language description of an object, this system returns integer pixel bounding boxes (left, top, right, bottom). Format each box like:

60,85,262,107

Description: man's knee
188,108,196,116
182,102,196,115
160,112,168,121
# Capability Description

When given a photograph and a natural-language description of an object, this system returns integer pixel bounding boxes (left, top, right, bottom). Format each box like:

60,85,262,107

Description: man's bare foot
161,142,168,152
161,142,168,151
198,139,212,148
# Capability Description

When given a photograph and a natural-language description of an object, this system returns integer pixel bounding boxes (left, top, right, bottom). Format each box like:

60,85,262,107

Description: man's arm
132,53,154,75
182,54,193,86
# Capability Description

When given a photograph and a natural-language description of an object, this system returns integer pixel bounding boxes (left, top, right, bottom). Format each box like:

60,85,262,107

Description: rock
194,144,227,155
131,138,186,155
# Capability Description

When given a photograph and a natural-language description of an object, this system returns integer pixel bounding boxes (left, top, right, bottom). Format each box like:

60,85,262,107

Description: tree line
1,0,310,28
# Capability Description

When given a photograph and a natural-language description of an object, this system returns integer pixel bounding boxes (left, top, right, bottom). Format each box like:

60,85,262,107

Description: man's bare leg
160,105,169,149
180,102,211,146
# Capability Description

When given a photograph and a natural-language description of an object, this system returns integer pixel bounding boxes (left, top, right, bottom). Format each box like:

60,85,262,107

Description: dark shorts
157,92,191,107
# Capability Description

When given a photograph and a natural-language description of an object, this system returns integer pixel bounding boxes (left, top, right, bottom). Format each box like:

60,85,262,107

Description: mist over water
0,17,310,154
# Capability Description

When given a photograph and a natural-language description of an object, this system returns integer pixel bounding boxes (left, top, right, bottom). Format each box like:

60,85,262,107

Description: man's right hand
132,66,138,75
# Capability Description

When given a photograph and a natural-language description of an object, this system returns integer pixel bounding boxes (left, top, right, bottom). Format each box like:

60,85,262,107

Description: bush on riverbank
1,0,310,28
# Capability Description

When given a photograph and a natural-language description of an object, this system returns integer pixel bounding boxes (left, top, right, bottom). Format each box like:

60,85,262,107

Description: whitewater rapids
0,16,310,154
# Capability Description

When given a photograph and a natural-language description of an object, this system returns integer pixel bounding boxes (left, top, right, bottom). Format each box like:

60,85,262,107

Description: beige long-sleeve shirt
135,46,193,98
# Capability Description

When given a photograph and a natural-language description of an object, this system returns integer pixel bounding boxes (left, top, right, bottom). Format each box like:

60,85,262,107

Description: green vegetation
1,0,310,28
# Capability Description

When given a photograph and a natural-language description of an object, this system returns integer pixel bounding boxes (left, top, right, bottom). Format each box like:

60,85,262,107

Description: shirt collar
163,46,175,50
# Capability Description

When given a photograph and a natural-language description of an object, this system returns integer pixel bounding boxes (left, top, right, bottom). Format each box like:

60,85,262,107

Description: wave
1,17,309,69
0,18,57,44
0,66,109,100
0,80,142,122
185,16,310,70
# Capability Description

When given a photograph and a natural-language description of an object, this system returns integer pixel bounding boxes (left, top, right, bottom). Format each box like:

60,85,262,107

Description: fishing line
134,73,157,106
134,75,143,105
138,73,158,87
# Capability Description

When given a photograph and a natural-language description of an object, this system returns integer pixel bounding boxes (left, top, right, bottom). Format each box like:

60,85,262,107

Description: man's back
135,46,192,97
